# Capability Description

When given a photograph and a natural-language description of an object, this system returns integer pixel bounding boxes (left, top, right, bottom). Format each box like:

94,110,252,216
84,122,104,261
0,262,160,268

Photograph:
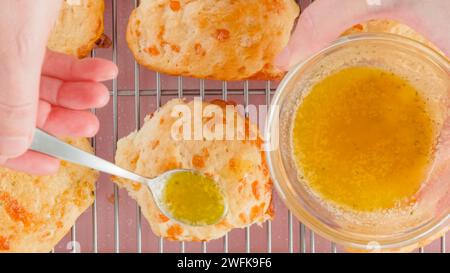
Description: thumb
274,0,435,70
0,67,40,161
0,0,62,161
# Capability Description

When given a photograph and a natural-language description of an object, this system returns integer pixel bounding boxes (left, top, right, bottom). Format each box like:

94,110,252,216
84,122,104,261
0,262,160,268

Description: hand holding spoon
30,129,227,226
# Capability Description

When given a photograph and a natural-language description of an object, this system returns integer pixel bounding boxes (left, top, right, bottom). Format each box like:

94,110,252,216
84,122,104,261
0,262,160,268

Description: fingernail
274,47,291,71
98,65,119,82
0,136,30,158
78,59,119,82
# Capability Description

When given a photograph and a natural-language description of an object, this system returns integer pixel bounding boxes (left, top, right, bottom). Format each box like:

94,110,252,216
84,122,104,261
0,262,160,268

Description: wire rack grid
53,0,447,253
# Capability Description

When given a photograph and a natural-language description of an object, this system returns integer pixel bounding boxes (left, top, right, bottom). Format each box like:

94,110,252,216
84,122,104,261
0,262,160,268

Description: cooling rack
52,0,448,253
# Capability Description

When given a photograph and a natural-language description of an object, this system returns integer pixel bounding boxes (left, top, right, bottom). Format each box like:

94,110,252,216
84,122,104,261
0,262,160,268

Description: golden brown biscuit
126,0,300,81
113,99,273,241
0,138,98,253
48,0,105,58
341,19,446,58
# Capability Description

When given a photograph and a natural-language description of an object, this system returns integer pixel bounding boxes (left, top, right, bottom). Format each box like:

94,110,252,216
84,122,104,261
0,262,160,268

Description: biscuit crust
0,138,98,253
126,0,299,81
48,0,105,58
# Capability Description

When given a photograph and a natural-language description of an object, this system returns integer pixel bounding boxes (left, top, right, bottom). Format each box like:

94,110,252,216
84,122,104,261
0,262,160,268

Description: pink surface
53,0,448,253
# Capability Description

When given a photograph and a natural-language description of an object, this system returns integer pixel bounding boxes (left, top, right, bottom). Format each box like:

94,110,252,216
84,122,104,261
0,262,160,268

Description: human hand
0,1,118,175
0,51,117,175
276,0,450,70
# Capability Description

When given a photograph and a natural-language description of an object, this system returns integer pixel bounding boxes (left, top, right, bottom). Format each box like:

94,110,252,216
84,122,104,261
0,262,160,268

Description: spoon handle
30,129,146,184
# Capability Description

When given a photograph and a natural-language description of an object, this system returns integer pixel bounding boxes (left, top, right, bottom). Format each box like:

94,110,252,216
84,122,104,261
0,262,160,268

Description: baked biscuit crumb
127,0,300,81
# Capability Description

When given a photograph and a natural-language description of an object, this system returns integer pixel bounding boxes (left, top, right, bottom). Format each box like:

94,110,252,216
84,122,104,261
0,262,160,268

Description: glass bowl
265,33,450,252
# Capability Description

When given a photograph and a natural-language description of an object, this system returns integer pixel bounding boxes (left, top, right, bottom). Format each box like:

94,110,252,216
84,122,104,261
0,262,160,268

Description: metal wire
200,79,205,99
71,224,76,253
300,223,306,253
112,0,120,253
91,49,98,254
265,81,272,253
244,81,249,117
156,72,163,253
222,81,229,254
442,235,446,253
310,231,316,253
331,242,337,253
288,212,293,253
109,89,276,96
159,237,164,253
178,76,185,254
178,77,183,99
243,81,252,253
133,0,142,253
199,79,208,254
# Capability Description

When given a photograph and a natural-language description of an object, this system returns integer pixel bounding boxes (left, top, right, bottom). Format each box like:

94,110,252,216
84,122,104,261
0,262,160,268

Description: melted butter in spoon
161,171,226,226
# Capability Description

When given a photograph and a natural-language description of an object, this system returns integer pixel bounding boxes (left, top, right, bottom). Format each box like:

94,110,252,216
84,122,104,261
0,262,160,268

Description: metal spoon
30,129,227,226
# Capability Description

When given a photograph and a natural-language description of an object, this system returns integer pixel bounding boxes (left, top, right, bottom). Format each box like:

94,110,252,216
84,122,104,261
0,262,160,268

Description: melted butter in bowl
267,33,450,251
161,171,226,226
292,66,436,212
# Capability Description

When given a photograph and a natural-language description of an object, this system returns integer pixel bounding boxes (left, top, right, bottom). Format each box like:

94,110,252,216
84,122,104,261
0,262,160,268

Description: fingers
0,51,115,161
2,150,60,176
275,0,424,70
42,50,118,82
0,98,98,175
40,76,110,110
39,106,99,138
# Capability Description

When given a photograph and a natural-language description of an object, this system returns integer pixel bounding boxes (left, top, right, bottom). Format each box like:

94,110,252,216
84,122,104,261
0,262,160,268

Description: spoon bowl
147,169,228,226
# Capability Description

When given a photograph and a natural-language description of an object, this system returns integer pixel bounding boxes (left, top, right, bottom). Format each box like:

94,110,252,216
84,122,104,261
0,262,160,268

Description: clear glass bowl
266,33,450,252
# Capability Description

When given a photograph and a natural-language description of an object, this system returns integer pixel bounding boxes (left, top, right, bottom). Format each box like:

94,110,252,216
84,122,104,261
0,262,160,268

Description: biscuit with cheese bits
48,0,105,58
126,0,299,81
113,99,273,241
0,138,98,253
